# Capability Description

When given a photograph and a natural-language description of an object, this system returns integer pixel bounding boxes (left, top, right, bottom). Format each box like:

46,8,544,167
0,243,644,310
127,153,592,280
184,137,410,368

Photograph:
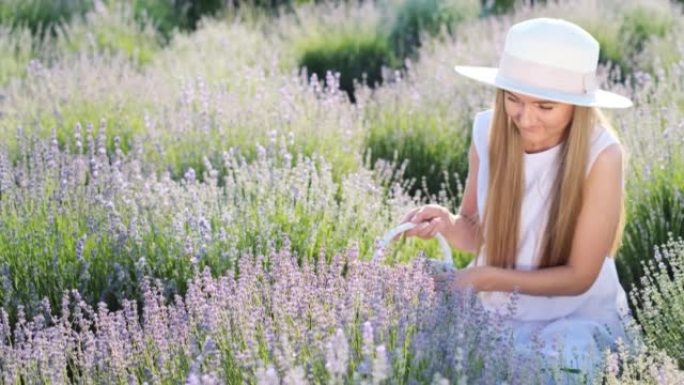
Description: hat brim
453,65,633,109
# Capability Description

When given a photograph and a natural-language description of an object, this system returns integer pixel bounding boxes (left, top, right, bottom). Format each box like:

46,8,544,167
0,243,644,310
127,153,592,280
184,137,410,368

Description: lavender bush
619,163,684,296
2,245,681,384
1,52,158,156
631,236,684,367
612,57,684,296
0,129,457,320
1,9,366,182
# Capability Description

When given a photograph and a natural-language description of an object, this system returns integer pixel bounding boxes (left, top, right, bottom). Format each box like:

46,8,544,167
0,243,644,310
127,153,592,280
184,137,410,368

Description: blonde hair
478,89,625,269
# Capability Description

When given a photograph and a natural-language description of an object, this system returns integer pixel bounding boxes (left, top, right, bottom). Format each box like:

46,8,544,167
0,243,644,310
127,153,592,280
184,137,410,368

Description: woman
400,18,633,380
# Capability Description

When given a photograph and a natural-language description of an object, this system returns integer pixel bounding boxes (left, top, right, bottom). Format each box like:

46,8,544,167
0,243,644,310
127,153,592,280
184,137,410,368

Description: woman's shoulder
590,123,620,148
473,109,494,130
471,109,494,156
586,124,622,177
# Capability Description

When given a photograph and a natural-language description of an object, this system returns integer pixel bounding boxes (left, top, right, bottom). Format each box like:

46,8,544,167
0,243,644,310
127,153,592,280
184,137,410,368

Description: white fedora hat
454,18,633,108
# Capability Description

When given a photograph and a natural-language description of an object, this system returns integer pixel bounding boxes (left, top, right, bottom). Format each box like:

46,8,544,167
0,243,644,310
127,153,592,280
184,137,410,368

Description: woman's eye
539,105,553,110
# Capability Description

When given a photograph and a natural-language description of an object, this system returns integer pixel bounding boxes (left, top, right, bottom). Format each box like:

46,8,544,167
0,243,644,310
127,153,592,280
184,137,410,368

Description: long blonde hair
478,90,625,269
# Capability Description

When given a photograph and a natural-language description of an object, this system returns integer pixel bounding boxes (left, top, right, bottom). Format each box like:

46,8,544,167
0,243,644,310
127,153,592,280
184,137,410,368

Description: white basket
373,222,455,273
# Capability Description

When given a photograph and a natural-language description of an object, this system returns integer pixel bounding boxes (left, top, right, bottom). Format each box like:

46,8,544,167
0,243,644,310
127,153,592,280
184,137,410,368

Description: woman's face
503,91,575,153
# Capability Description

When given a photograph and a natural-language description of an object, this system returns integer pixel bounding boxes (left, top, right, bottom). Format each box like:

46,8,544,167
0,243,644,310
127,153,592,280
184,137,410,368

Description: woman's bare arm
402,142,482,254
445,143,481,254
474,143,624,296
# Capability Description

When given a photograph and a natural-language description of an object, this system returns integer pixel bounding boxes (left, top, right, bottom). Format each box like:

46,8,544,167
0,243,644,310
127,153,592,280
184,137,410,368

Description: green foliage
10,93,149,160
588,4,673,80
365,109,471,204
0,27,34,86
299,31,400,101
631,235,684,368
132,0,185,39
480,0,547,15
480,0,515,15
233,0,303,9
0,0,93,38
132,0,229,39
619,165,684,296
0,0,228,44
0,168,163,319
364,106,475,276
619,5,672,53
56,3,163,66
177,0,225,29
0,136,457,319
387,0,479,59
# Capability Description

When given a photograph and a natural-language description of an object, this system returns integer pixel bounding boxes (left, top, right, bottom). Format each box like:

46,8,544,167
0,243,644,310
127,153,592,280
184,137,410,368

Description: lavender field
0,0,683,383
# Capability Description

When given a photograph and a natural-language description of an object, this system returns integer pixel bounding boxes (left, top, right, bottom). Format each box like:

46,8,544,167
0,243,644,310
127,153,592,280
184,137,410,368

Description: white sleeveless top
471,109,630,329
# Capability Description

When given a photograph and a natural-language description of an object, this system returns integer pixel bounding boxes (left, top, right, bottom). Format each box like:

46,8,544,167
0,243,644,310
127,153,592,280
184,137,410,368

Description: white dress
470,109,631,379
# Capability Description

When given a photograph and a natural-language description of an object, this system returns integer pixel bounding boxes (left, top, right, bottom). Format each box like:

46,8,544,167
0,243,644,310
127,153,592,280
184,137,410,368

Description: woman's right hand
398,204,453,240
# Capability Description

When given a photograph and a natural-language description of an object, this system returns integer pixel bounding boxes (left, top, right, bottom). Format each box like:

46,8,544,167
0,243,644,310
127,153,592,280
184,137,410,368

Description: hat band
498,52,597,96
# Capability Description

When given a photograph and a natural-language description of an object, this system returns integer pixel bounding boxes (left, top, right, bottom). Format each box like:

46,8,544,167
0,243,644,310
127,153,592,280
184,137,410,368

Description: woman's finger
403,224,422,238
399,207,420,224
420,218,444,239
411,206,433,224
403,218,428,237
393,208,420,240
396,205,446,239
427,217,443,238
413,221,434,239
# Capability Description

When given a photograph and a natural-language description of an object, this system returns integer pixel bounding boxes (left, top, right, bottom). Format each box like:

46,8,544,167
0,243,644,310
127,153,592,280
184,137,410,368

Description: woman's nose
517,104,536,127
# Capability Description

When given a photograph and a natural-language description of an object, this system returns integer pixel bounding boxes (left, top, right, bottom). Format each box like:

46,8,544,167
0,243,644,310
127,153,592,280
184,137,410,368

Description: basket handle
373,222,453,267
